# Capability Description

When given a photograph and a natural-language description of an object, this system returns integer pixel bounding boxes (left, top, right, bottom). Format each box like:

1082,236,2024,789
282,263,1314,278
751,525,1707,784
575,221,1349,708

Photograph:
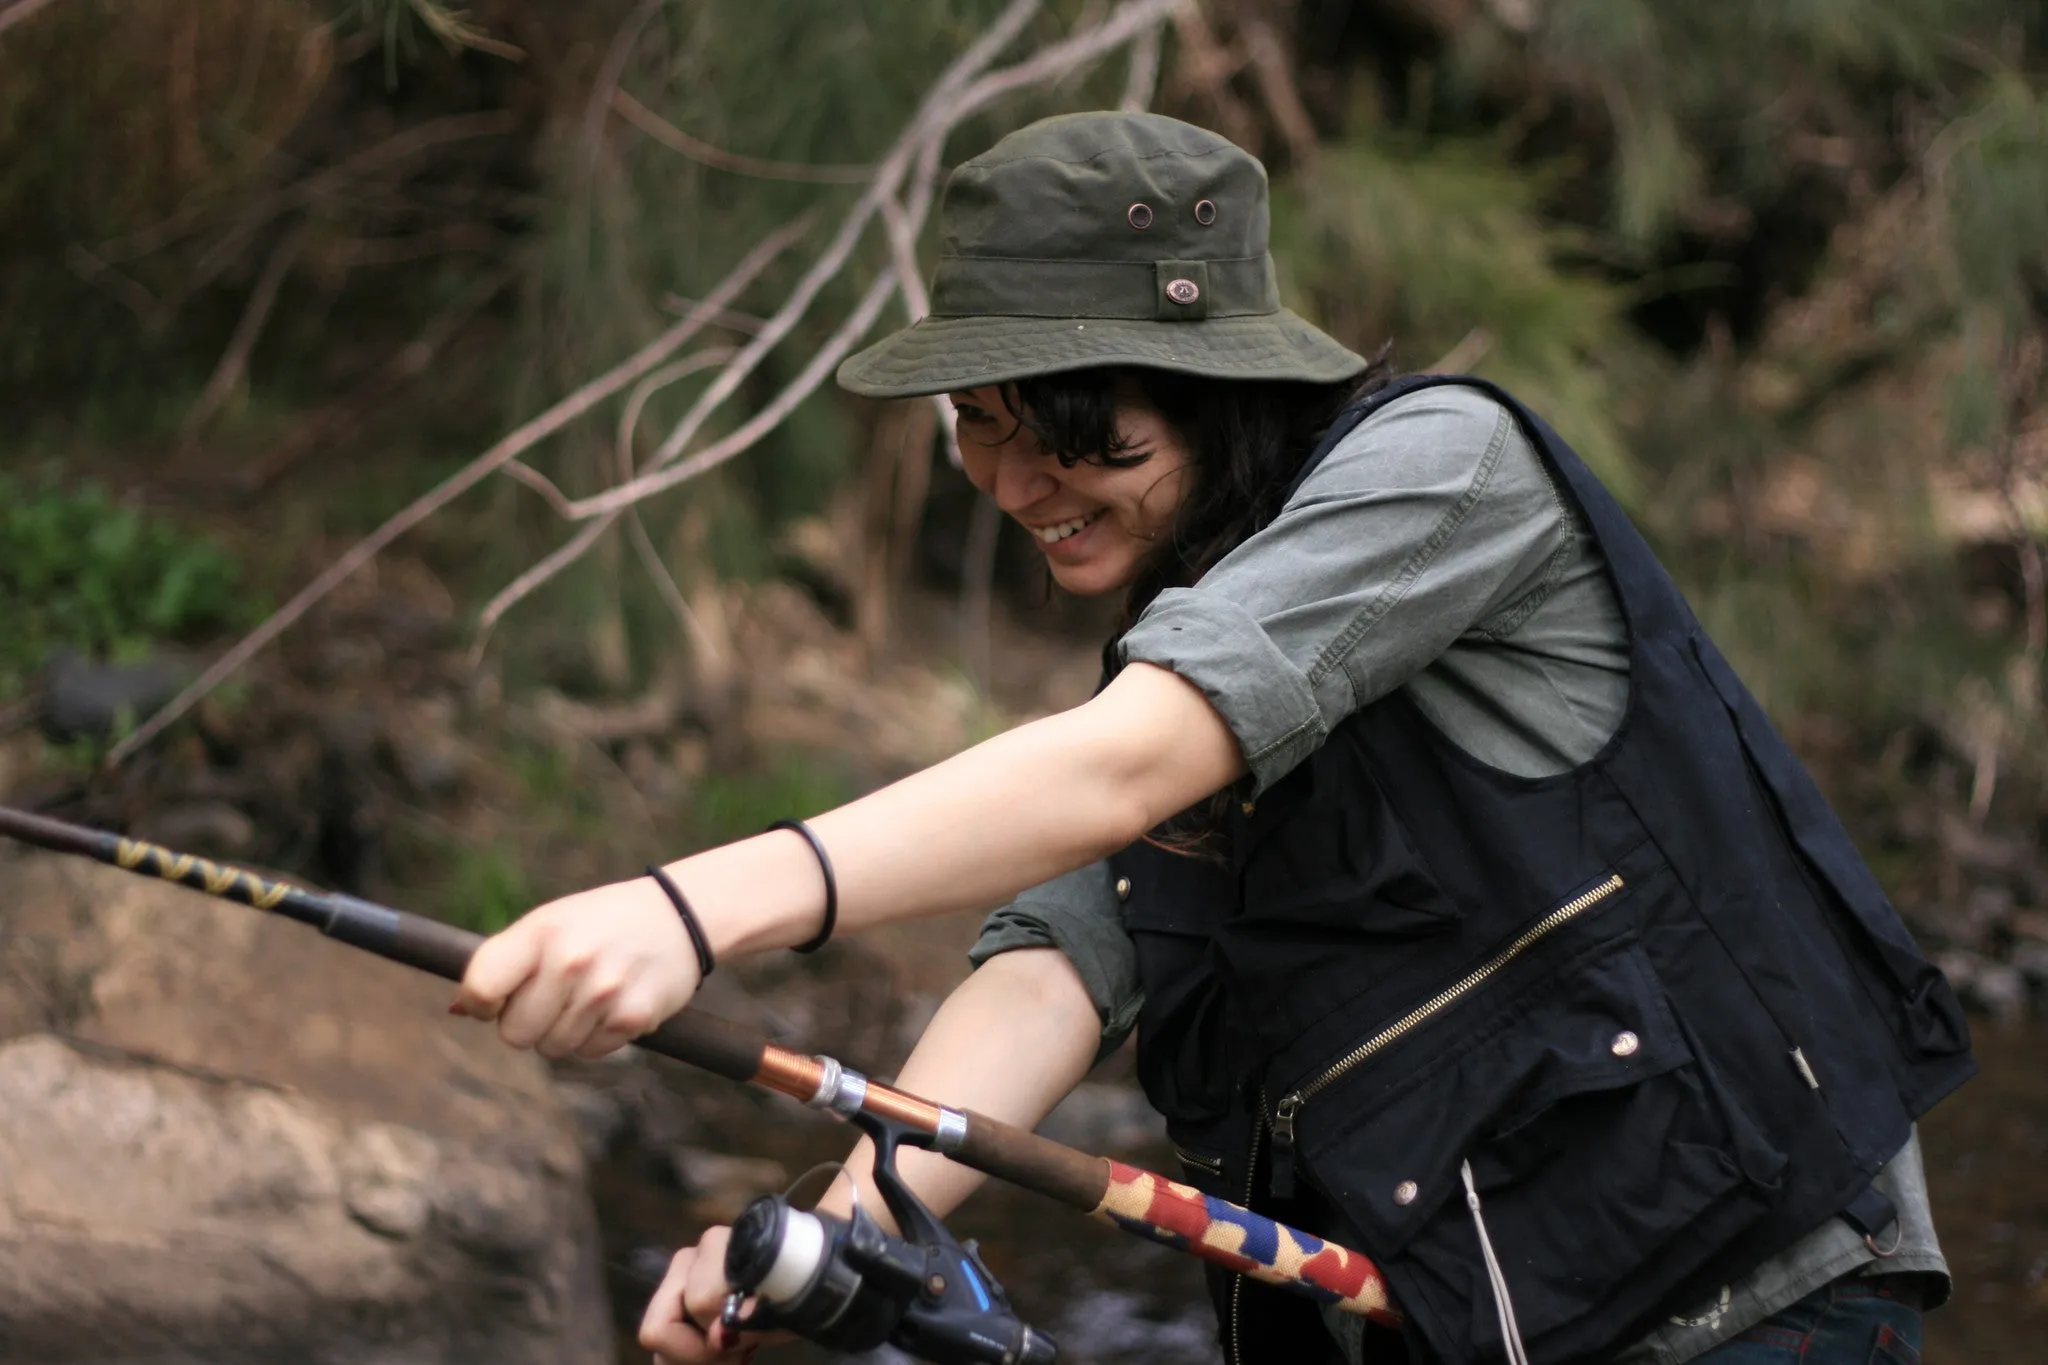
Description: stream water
591,1016,2048,1364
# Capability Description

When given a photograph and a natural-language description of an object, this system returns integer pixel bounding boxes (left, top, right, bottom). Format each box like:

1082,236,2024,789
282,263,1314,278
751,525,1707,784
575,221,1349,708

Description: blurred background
0,1,2043,1361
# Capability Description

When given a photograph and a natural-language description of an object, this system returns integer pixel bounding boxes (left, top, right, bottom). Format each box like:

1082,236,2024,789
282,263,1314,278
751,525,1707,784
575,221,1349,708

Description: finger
642,1250,712,1361
572,1022,643,1061
564,969,689,1058
682,1227,735,1336
533,968,626,1060
494,950,581,1051
451,917,547,1021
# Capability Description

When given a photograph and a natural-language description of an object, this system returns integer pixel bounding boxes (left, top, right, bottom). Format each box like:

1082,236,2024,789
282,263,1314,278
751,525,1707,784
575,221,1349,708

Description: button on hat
837,111,1363,398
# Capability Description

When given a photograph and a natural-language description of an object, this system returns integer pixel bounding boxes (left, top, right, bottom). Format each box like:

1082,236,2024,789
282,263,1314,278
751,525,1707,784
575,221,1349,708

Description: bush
0,475,252,697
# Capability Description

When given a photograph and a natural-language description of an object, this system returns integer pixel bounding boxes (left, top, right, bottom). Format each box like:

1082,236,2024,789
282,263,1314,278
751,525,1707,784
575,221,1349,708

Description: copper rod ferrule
860,1082,944,1133
757,1044,945,1134
754,1044,826,1101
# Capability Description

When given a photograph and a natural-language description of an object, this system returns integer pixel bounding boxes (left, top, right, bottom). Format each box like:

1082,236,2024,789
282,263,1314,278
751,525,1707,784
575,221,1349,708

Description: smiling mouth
1030,509,1105,544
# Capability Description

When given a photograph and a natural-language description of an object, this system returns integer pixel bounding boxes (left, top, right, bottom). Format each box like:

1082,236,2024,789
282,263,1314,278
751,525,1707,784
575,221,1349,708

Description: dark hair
1002,349,1396,679
997,349,1397,847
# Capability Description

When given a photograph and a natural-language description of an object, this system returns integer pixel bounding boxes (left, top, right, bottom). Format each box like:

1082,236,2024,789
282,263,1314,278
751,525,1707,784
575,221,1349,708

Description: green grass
689,751,854,847
0,472,257,698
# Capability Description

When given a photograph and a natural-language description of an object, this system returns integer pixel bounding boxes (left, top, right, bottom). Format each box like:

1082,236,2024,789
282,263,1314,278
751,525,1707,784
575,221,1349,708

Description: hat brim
836,310,1366,399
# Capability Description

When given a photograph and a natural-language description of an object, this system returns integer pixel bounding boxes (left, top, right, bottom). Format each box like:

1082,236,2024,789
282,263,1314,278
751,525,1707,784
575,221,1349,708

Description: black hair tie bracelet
645,864,715,981
767,818,837,954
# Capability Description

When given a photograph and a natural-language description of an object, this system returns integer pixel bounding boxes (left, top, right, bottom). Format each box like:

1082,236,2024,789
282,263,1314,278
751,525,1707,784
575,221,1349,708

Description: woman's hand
640,1227,780,1363
450,875,697,1059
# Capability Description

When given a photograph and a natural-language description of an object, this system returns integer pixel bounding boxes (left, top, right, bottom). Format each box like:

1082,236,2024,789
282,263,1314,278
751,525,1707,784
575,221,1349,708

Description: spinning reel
721,1108,1058,1365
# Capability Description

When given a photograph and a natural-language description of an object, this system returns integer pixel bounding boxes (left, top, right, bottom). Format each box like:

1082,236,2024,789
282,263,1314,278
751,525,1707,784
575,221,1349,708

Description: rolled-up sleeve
1117,386,1571,793
968,859,1142,1057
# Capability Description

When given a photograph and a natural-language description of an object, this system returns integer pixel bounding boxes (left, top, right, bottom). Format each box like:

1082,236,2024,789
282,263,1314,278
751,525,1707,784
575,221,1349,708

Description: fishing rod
0,805,1398,1361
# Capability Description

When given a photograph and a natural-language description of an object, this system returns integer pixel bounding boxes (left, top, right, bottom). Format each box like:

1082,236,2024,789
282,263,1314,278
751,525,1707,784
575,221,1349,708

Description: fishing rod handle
312,906,768,1082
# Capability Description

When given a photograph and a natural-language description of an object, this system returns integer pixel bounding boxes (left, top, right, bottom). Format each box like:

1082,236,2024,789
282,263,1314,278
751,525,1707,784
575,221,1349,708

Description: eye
951,403,994,425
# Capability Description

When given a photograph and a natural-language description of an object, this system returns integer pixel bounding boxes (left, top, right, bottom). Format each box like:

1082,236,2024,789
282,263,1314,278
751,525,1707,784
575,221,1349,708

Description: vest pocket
1688,632,1970,1062
1295,933,1787,1361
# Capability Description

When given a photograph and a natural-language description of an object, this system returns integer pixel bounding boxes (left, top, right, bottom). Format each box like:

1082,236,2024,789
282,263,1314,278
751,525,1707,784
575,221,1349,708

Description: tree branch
181,222,308,441
0,0,62,40
470,266,905,651
107,217,811,767
1120,18,1163,112
463,1,1050,641
611,90,874,184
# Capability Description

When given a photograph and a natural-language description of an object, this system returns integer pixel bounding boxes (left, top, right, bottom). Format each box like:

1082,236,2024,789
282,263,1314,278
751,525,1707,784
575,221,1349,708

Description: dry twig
109,218,811,766
659,294,770,334
1121,18,1163,112
612,91,875,184
182,223,308,441
1426,327,1495,374
1240,18,1318,166
182,111,519,300
1166,6,1258,151
471,266,906,654
0,0,62,40
468,0,1052,642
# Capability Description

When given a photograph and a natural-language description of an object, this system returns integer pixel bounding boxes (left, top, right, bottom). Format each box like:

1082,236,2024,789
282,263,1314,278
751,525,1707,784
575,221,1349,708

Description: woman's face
948,384,1196,597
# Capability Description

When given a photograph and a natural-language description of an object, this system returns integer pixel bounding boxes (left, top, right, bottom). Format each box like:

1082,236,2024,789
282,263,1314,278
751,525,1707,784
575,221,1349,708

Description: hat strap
929,253,1280,322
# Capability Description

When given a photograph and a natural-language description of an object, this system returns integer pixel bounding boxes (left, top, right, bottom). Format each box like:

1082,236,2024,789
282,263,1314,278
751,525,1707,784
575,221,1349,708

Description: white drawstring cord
1460,1160,1533,1365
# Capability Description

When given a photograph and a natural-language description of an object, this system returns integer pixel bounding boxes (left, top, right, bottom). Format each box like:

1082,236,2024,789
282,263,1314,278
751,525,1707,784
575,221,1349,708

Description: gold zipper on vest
1269,873,1626,1187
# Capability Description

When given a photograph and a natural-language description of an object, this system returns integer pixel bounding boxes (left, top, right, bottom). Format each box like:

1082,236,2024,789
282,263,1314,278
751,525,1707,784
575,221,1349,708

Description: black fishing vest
1110,376,1974,1365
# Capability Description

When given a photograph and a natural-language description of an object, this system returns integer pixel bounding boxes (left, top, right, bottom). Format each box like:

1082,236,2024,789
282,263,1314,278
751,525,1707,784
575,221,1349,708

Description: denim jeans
1690,1275,1923,1364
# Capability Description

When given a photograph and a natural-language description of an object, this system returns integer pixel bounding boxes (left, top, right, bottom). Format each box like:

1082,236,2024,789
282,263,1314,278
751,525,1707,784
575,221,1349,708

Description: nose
982,441,1060,515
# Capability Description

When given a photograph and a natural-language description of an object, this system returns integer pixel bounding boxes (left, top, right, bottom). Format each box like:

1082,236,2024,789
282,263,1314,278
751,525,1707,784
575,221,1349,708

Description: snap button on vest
1612,1031,1641,1057
1394,1181,1419,1205
1115,876,1132,901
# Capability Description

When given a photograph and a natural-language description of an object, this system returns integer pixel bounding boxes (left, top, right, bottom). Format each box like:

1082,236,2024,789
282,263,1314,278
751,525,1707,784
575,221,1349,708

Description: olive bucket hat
836,112,1365,398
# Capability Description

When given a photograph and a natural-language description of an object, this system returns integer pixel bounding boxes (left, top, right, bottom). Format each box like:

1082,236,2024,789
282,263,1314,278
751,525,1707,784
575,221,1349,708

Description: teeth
1033,510,1101,544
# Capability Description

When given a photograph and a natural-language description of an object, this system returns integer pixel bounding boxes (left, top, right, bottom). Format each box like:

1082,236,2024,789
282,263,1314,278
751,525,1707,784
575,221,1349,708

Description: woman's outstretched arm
637,945,1103,1362
452,661,1237,1057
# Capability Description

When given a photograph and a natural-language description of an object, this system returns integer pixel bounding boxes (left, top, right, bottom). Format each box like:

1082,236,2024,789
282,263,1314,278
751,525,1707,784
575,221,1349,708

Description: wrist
659,829,829,962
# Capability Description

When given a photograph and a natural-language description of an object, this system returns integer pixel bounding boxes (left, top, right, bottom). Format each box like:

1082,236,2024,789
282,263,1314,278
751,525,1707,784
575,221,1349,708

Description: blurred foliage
1440,0,2018,247
1273,132,1648,497
0,0,2044,920
690,752,854,847
0,475,252,696
439,840,535,934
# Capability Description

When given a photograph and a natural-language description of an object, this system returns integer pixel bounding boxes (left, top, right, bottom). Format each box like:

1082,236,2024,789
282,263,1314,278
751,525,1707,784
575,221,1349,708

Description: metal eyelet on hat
1165,278,1201,305
1194,199,1217,225
1127,202,1154,229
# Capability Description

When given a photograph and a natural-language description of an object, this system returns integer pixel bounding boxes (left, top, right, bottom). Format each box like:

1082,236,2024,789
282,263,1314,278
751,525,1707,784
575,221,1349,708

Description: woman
453,113,1971,1365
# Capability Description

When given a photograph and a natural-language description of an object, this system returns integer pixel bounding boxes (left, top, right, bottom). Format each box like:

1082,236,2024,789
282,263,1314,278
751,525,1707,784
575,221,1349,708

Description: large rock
0,848,612,1364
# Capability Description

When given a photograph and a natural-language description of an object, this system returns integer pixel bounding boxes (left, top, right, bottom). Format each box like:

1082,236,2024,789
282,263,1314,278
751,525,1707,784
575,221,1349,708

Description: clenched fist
449,875,699,1059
